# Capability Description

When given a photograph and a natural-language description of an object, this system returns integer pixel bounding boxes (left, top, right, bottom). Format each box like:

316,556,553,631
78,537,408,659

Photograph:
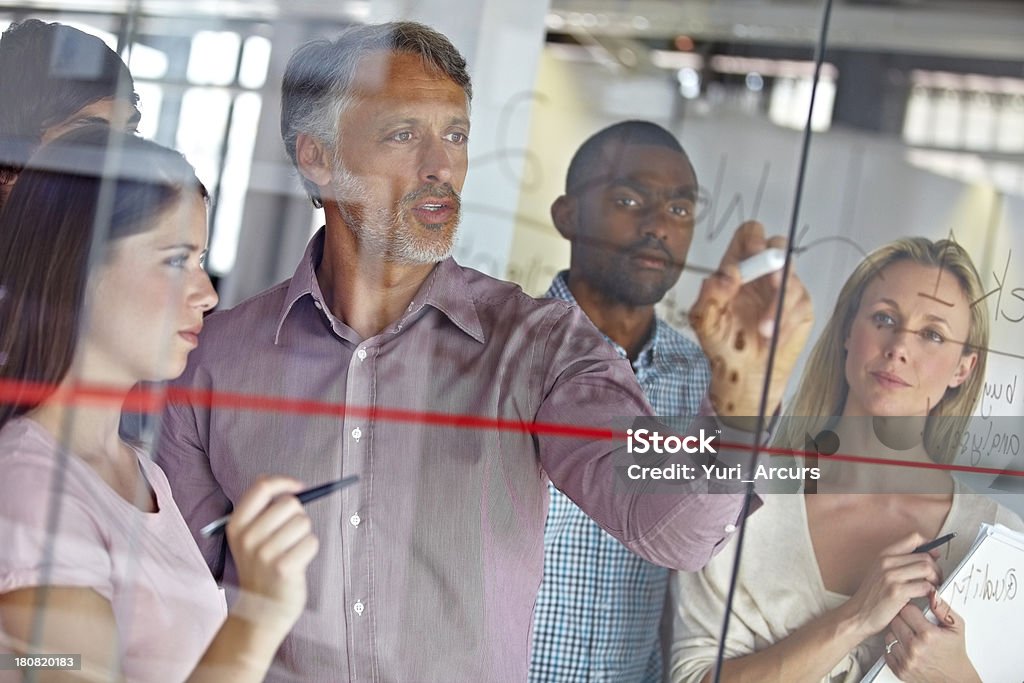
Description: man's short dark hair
281,21,472,208
0,19,138,185
565,120,691,194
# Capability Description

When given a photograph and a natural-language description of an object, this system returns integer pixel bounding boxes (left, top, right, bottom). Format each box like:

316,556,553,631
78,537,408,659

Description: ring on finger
886,638,900,654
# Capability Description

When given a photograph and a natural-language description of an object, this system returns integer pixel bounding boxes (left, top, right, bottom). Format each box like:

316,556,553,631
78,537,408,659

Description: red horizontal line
2,377,1021,479
756,443,1022,478
0,378,616,441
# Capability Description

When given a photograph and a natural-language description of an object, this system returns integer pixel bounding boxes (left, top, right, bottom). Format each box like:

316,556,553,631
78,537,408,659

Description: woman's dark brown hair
0,19,139,187
0,125,206,429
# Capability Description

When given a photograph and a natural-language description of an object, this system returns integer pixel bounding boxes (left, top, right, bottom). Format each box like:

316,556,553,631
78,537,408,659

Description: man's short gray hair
281,21,472,208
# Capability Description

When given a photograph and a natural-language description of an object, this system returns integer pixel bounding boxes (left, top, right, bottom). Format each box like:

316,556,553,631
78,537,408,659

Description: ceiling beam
547,0,1024,61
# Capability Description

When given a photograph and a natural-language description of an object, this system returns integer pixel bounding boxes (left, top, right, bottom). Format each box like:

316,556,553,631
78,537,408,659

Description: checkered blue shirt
529,272,711,683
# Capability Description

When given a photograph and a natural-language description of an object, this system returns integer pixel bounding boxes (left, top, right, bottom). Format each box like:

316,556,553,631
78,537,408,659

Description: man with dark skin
531,121,712,682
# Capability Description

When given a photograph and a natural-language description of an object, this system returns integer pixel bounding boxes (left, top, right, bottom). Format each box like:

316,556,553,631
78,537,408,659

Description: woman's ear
949,351,978,389
295,133,333,187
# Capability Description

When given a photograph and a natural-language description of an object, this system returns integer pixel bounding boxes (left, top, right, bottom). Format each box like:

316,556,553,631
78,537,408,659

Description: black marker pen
200,475,359,537
912,532,956,554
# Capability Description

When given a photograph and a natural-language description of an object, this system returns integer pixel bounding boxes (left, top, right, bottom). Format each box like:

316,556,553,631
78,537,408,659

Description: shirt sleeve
0,457,113,599
155,374,231,580
534,304,761,571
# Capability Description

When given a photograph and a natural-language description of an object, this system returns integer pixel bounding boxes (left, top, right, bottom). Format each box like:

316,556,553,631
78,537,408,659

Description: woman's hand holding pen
184,476,321,681
226,476,321,640
839,533,943,641
883,592,981,683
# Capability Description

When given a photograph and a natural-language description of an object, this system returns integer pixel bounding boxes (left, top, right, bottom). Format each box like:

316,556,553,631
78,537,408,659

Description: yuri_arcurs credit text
623,427,821,482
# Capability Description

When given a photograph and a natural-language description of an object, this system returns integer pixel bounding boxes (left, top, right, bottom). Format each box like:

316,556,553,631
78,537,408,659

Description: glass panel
1,3,1019,683
209,91,262,274
175,86,232,189
714,2,1024,682
125,40,169,79
133,81,163,138
238,34,271,90
186,29,240,86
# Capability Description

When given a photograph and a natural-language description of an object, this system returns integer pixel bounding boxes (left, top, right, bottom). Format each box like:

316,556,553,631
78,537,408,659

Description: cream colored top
667,483,1024,683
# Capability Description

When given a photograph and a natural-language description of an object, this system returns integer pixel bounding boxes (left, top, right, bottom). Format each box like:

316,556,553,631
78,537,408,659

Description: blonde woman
668,238,1022,683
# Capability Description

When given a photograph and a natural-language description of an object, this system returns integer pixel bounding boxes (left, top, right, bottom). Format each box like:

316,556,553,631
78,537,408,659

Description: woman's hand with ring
883,592,981,683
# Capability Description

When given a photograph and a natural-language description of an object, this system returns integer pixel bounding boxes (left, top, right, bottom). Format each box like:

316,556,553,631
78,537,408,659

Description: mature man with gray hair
158,21,813,682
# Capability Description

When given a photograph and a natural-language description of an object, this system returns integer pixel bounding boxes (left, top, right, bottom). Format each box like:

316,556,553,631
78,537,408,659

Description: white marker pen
737,248,788,284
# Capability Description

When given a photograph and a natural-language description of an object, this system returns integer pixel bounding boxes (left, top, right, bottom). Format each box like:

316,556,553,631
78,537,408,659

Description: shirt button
313,301,323,310
356,348,367,361
724,523,737,534
353,600,364,616
350,513,361,527
407,301,414,311
351,427,362,441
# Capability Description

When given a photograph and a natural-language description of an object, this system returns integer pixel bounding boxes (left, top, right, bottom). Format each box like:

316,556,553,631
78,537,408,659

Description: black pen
912,532,956,554
200,475,359,538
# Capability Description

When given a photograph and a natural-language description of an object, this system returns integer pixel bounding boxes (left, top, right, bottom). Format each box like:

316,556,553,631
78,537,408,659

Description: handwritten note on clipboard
860,523,1024,683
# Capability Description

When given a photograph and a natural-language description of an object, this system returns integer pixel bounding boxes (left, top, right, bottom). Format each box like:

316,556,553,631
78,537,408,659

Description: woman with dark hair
668,238,1023,683
0,19,141,210
0,126,318,682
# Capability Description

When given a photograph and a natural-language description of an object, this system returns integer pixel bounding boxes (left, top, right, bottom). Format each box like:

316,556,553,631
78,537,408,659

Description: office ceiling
546,0,1024,61
3,0,1023,61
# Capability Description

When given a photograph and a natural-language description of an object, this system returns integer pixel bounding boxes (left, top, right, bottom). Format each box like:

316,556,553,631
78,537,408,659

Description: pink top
0,417,226,683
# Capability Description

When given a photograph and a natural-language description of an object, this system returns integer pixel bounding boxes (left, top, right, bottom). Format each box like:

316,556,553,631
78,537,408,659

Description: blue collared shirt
529,271,711,683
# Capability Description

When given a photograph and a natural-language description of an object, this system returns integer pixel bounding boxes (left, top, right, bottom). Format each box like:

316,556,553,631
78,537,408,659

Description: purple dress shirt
157,230,752,683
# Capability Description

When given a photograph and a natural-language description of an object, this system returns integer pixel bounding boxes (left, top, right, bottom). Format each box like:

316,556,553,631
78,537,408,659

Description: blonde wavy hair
774,238,989,464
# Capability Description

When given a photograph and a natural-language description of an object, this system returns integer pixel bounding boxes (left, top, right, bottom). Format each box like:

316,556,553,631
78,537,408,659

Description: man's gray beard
331,166,457,265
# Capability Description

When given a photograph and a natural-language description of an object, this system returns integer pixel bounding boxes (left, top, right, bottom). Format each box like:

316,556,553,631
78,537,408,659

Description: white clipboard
860,523,1024,683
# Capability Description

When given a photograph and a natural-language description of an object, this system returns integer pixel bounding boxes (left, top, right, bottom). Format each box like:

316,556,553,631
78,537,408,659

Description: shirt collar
420,257,486,344
274,229,326,344
545,270,661,370
275,228,485,345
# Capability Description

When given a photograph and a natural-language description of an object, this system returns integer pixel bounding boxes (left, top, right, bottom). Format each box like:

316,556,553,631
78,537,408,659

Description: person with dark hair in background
0,18,140,210
157,21,814,682
0,126,318,683
530,121,710,682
